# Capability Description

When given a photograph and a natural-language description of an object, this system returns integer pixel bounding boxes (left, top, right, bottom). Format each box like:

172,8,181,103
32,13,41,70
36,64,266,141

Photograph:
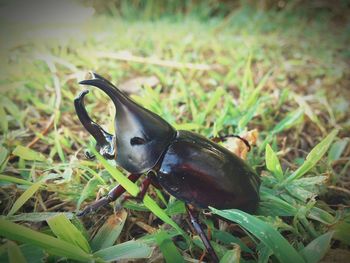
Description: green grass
0,2,349,263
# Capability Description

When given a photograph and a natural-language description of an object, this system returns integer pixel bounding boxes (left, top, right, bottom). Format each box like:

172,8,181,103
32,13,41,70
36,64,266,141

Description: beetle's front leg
186,204,219,263
77,173,142,217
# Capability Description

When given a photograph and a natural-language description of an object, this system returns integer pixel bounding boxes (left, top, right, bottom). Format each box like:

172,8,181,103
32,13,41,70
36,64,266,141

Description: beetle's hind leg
77,173,141,217
186,205,219,263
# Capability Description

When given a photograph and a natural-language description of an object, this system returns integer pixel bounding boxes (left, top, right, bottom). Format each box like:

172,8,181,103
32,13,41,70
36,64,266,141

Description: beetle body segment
157,130,260,211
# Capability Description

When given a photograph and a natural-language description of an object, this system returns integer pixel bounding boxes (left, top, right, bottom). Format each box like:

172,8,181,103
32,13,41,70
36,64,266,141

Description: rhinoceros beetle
75,72,260,262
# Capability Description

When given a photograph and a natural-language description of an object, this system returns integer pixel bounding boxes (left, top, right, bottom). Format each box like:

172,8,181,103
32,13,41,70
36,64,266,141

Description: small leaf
328,139,348,162
7,241,27,263
155,230,184,263
91,210,128,251
94,240,153,262
47,214,91,253
12,146,46,162
7,182,42,216
300,231,334,263
285,129,338,183
0,145,8,167
210,208,305,263
265,144,283,180
220,244,240,263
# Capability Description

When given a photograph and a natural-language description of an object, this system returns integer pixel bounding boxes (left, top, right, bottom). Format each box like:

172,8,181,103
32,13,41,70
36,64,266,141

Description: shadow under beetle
75,72,260,262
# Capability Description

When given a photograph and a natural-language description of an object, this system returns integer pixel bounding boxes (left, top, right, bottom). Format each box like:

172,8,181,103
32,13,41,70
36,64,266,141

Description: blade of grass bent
7,182,42,216
91,147,139,196
283,129,338,184
47,214,91,253
210,208,305,263
0,219,92,262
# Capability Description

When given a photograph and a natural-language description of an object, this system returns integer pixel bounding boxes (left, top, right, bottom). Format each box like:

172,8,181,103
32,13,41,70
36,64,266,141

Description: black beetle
75,72,260,262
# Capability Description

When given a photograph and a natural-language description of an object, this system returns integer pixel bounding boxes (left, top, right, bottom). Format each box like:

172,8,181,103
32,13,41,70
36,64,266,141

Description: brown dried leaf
223,129,259,160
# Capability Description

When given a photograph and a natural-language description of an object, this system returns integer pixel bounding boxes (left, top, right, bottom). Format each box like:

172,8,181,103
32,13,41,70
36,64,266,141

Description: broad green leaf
92,148,139,196
328,139,348,162
0,219,92,262
91,210,128,251
210,208,305,263
7,182,42,216
0,174,33,186
300,231,334,263
143,195,187,239
7,241,27,263
47,214,91,253
19,244,45,263
12,146,46,162
284,129,338,183
272,109,304,134
265,144,283,181
94,240,153,262
220,244,240,263
155,230,184,263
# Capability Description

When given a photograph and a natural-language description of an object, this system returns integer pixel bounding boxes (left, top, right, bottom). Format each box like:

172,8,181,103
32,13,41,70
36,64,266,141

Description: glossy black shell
76,73,260,212
157,130,260,211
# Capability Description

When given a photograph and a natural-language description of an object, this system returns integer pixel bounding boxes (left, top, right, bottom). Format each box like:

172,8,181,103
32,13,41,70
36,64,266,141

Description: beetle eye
130,137,146,145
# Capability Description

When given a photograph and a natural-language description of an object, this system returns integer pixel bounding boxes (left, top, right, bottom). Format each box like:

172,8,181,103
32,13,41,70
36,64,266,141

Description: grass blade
143,195,187,240
91,210,128,251
94,240,153,262
0,174,33,186
272,109,304,134
7,212,74,222
155,230,184,263
47,214,91,253
0,218,92,262
92,147,139,196
284,129,338,183
210,208,305,263
7,182,42,216
265,144,283,181
7,241,27,263
12,146,46,162
300,231,334,263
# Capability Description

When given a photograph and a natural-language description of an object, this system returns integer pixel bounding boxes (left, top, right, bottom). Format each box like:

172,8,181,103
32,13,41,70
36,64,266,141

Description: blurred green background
0,1,349,262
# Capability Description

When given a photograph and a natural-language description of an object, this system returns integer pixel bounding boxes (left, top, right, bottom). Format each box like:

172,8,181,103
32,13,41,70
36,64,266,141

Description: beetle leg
118,176,152,206
186,205,219,263
77,173,141,217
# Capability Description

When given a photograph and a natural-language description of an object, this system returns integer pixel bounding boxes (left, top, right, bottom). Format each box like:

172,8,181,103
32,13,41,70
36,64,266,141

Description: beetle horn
74,90,115,159
79,72,176,174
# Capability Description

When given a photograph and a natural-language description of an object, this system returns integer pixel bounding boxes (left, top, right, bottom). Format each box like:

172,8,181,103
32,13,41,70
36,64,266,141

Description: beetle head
76,72,176,174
